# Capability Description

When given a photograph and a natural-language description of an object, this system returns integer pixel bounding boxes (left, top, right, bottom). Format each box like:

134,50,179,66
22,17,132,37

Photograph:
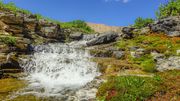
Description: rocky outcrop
86,31,119,46
0,11,65,41
0,9,67,76
150,16,180,37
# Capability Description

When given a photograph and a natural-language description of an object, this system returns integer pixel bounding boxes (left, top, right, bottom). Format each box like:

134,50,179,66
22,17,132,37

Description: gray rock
83,34,98,41
70,32,83,40
150,16,180,37
139,27,150,35
130,48,146,58
168,31,180,37
121,27,134,39
86,31,119,46
156,56,180,72
151,52,165,61
113,51,125,59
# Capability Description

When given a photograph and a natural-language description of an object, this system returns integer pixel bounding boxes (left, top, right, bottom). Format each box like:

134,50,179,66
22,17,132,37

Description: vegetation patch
0,36,16,46
117,33,180,55
156,0,180,19
133,17,154,29
97,76,162,101
97,70,180,101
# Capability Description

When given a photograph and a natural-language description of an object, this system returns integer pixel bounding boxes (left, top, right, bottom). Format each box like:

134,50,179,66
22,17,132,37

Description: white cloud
105,0,130,3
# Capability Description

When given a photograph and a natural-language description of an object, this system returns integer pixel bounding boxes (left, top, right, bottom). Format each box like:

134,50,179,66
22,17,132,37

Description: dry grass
147,70,180,101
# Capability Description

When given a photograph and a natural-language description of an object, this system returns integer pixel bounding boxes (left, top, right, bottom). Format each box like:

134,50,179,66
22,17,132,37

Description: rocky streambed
0,41,106,101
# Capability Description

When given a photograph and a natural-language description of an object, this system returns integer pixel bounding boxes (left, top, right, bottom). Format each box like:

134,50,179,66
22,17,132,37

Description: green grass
0,1,31,14
117,34,180,55
97,76,162,101
116,34,180,72
0,36,16,45
129,54,156,73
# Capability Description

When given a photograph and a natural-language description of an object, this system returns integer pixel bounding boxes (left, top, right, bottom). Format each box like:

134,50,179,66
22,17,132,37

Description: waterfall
20,42,100,99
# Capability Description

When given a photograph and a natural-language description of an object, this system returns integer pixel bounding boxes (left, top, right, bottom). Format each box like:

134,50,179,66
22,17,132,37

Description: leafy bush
156,0,180,18
133,17,154,29
97,76,162,101
0,36,16,45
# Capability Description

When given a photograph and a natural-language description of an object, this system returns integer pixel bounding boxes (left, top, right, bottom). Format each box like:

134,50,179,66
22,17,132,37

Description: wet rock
69,32,83,40
0,53,21,70
156,56,180,71
86,31,119,46
0,69,3,78
150,16,180,37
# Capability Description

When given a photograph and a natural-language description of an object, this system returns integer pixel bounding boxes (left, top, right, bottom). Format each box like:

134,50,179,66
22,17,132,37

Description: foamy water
19,42,99,98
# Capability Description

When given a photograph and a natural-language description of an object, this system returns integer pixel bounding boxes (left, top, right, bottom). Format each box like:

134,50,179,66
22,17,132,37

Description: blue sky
3,0,167,26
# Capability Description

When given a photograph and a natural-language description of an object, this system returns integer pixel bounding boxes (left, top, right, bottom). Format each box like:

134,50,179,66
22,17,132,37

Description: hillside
87,22,122,33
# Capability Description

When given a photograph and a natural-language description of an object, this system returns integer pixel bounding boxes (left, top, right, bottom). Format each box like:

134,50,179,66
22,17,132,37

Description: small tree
134,17,154,29
156,0,180,19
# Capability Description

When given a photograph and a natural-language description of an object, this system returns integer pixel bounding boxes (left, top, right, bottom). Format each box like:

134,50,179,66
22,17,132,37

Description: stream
7,41,101,101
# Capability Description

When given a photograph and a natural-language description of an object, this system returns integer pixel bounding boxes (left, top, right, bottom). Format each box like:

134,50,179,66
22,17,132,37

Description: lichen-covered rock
156,56,180,71
86,31,118,46
130,48,147,58
150,16,180,37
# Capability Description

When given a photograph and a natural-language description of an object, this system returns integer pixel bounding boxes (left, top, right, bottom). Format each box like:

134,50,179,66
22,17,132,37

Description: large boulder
69,32,83,40
150,16,180,37
156,56,180,71
86,31,119,46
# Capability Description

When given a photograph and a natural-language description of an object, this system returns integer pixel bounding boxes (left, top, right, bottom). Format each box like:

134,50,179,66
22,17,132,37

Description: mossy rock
0,78,26,100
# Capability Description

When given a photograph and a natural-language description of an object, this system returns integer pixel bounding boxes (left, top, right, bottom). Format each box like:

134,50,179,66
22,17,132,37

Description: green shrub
61,20,94,33
0,36,16,45
133,17,154,29
156,0,180,19
97,76,162,101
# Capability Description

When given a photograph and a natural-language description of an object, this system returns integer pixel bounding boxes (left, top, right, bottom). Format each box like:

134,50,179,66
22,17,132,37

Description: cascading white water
20,42,99,98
